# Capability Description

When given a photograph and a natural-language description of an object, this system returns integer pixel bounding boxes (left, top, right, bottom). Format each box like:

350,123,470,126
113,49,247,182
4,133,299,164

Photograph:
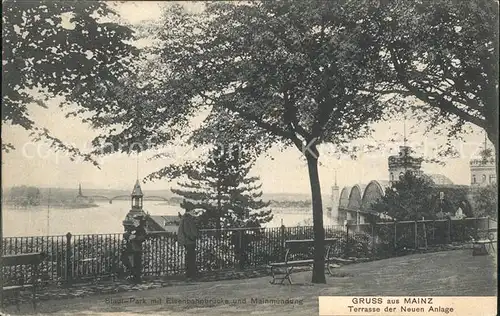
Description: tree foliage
2,0,138,155
473,184,498,220
171,146,273,230
368,0,499,162
373,172,438,221
6,185,41,207
89,1,389,284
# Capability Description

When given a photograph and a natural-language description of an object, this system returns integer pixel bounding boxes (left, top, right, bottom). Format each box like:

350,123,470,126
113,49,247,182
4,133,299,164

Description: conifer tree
171,146,273,230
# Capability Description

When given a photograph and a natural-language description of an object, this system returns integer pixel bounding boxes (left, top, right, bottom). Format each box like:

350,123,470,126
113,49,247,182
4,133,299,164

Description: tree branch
390,48,486,129
200,92,295,140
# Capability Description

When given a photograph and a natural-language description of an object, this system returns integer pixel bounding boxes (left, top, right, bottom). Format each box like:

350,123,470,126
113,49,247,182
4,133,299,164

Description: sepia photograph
1,1,498,315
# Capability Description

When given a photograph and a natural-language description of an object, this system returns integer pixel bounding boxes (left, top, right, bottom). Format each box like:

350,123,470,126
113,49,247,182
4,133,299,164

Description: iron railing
1,217,493,286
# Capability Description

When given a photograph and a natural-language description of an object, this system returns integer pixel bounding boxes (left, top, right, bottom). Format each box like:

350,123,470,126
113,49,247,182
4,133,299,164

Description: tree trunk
486,89,498,180
306,151,326,284
216,186,222,239
489,133,498,182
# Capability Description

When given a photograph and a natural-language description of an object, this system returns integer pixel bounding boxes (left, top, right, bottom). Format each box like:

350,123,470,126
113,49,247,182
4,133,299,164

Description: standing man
178,210,198,280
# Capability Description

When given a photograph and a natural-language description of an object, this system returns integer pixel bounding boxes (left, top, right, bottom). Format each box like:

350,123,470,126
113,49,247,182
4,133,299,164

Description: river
2,201,332,237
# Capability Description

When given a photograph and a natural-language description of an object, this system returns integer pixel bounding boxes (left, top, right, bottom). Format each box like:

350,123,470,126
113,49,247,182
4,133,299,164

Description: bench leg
16,291,20,313
278,267,293,285
487,242,496,254
33,286,37,311
327,263,333,276
269,266,276,284
269,266,293,285
284,267,293,285
474,243,490,256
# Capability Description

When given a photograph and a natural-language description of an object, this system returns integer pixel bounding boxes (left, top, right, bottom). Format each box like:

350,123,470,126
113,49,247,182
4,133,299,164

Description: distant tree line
4,186,96,208
5,186,42,207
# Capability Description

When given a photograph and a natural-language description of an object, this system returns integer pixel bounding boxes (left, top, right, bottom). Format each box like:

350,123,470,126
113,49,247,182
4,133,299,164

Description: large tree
2,0,138,156
368,0,499,171
171,146,273,230
88,2,387,283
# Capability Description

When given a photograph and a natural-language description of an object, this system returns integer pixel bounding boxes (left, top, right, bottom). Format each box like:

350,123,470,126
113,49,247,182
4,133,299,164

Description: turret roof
131,180,143,197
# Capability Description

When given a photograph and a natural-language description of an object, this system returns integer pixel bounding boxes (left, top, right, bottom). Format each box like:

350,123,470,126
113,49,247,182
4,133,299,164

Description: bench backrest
473,227,497,241
284,239,338,261
285,238,338,248
2,252,45,267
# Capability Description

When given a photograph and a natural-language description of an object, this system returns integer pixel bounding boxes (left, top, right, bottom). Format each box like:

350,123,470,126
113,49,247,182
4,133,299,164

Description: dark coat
178,213,198,247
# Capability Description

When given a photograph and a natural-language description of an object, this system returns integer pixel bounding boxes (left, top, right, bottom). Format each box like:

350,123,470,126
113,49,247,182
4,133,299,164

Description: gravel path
1,249,496,316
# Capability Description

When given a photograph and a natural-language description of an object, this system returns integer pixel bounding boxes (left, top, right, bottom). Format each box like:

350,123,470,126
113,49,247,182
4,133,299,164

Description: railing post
414,221,418,250
236,229,245,271
475,217,479,239
65,232,72,287
448,218,451,244
394,221,397,251
280,224,286,260
432,220,436,244
345,223,350,258
462,218,467,242
371,224,375,258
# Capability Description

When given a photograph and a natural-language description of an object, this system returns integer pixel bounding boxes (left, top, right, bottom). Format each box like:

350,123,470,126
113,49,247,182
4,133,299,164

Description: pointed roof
131,180,143,197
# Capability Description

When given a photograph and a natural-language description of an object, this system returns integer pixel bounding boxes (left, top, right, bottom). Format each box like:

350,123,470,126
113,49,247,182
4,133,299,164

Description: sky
1,1,491,196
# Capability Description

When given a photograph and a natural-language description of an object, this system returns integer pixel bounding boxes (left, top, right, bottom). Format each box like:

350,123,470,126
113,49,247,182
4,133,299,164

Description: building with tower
122,180,180,233
123,180,148,230
470,158,496,187
470,144,496,188
470,134,497,187
388,146,424,184
330,144,481,225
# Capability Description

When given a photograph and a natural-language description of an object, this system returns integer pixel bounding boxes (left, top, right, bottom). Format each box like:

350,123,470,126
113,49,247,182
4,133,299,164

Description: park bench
267,238,351,285
471,227,497,256
1,252,45,312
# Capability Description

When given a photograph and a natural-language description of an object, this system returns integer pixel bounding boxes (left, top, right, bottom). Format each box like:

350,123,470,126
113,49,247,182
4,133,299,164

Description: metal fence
346,217,494,258
1,233,123,287
1,217,493,286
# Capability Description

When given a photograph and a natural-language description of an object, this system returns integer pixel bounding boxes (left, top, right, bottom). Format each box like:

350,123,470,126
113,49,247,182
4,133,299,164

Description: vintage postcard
1,1,497,315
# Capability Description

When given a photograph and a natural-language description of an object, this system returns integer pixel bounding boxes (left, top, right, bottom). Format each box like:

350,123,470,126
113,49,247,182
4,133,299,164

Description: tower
388,117,423,184
131,179,144,210
78,183,83,197
331,170,340,224
470,133,496,187
123,180,147,230
388,146,424,185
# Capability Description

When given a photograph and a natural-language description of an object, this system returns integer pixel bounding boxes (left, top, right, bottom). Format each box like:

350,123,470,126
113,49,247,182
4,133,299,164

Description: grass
2,249,496,316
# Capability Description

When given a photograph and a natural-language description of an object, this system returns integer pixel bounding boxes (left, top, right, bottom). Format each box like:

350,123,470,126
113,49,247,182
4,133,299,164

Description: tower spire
334,169,337,187
136,152,139,181
403,116,407,147
484,131,487,151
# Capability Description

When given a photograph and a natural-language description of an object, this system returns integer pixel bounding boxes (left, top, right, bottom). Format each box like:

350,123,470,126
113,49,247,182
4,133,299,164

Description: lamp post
47,188,51,236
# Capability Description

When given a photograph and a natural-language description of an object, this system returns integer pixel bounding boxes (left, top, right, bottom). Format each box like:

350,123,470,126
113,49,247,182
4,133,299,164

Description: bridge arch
347,185,363,210
361,180,387,213
339,186,352,209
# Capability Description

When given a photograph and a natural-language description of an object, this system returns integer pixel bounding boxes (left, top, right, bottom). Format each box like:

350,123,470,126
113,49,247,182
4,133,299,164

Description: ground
2,249,497,316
